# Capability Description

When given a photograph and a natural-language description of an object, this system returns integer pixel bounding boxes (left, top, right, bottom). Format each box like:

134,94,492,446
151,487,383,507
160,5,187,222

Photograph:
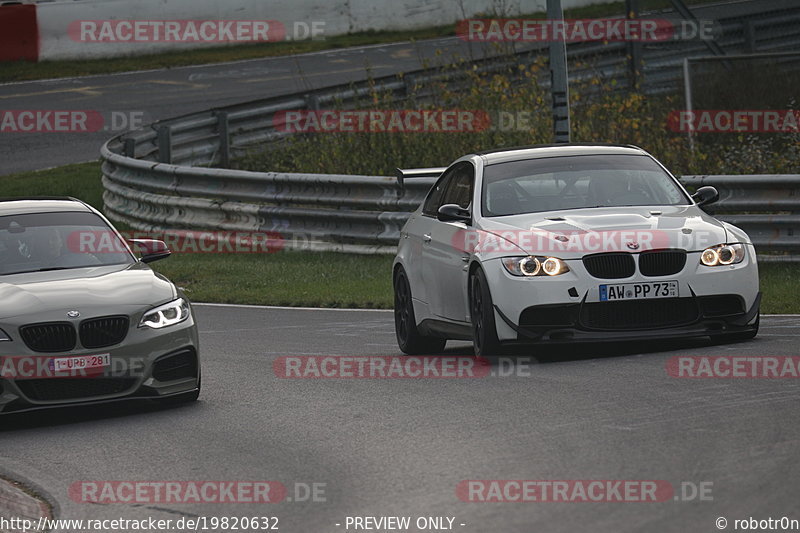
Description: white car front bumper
481,245,760,343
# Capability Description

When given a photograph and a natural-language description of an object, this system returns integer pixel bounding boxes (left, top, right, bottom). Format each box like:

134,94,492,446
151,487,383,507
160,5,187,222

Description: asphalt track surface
0,37,496,175
2,305,799,533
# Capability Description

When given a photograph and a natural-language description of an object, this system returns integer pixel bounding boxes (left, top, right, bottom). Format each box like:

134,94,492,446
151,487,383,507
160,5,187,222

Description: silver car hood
475,205,730,258
0,263,176,321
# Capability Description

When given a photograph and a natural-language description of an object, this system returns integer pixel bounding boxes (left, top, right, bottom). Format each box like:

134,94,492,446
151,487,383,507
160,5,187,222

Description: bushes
236,55,799,177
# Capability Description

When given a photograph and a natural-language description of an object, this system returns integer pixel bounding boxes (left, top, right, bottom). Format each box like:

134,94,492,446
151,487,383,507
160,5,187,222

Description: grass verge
0,161,104,207
0,162,796,312
758,263,800,315
157,252,393,308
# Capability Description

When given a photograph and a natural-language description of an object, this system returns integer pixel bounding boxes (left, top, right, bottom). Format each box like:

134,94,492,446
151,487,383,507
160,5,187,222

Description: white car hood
475,205,730,258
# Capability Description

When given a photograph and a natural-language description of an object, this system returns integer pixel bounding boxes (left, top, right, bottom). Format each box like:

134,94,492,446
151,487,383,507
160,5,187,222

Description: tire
712,312,759,343
469,268,504,356
394,268,447,355
158,370,201,406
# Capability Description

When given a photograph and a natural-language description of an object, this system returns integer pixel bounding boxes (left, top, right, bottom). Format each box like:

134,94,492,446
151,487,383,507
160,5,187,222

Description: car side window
422,172,452,217
440,162,475,210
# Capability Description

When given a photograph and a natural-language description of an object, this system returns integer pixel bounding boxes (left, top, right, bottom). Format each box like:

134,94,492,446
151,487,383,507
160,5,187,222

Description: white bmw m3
393,144,760,356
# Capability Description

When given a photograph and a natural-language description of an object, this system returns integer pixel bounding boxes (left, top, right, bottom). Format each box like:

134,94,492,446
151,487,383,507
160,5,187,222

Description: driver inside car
32,226,100,268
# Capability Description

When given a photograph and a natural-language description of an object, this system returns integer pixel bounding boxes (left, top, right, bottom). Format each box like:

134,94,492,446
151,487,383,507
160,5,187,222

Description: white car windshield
0,211,134,275
482,154,691,217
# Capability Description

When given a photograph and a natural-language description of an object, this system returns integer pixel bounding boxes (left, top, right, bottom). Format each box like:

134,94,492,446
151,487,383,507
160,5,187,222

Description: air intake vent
698,295,745,317
153,349,198,382
580,298,699,330
16,378,135,402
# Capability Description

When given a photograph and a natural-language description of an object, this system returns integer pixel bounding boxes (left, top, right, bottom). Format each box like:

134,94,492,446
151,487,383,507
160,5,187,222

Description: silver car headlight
139,298,190,329
501,256,570,277
0,328,11,342
700,243,746,267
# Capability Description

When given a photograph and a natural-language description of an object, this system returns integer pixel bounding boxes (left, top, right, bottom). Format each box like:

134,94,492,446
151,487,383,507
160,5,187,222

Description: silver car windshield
482,154,691,217
0,211,134,275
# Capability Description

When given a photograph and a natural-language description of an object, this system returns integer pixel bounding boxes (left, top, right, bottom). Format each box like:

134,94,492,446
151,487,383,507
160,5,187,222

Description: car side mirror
437,204,471,223
692,186,719,207
129,239,171,263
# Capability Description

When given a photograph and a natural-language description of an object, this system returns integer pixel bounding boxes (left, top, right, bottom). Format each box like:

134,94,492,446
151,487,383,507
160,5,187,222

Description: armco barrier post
216,111,231,169
157,126,172,164
124,138,136,158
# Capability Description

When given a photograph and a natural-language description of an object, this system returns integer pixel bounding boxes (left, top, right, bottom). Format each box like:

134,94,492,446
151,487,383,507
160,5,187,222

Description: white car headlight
700,244,746,267
0,328,11,342
501,256,570,277
139,298,190,329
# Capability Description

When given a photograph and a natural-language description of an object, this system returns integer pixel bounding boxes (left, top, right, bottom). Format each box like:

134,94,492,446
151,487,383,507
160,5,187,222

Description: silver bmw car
0,197,200,414
394,144,760,356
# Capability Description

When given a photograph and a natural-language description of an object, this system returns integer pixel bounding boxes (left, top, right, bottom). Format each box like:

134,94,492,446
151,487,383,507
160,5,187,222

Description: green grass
155,252,393,308
759,263,800,314
1,162,797,311
0,0,721,83
0,161,104,208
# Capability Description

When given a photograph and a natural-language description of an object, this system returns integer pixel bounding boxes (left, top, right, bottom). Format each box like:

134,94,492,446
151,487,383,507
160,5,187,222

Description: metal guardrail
101,149,435,254
102,135,800,256
100,2,800,257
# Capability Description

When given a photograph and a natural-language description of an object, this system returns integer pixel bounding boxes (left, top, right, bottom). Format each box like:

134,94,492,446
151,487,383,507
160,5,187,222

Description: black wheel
394,268,446,355
158,370,201,406
712,312,759,343
470,268,504,356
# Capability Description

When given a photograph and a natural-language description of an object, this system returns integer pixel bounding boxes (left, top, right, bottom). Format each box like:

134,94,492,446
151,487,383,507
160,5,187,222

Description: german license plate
51,353,111,372
599,281,678,301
